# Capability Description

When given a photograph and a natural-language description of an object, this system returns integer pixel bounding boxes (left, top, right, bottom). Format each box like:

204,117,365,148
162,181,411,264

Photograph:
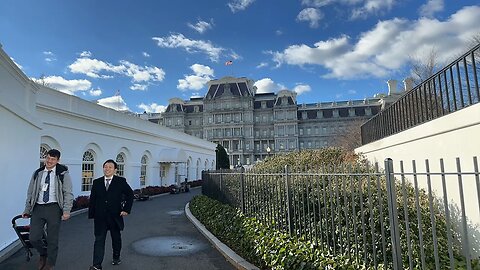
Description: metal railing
361,43,480,144
202,157,480,269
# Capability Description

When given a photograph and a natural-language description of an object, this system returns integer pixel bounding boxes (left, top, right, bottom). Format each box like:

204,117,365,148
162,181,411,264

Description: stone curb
185,202,259,270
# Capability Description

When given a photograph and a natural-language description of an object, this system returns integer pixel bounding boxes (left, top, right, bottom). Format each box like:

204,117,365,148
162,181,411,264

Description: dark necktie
43,171,52,203
106,179,111,190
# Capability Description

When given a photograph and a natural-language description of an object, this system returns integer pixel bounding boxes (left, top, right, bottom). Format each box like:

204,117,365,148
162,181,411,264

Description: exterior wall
36,85,215,196
0,47,43,254
356,102,480,255
0,46,216,254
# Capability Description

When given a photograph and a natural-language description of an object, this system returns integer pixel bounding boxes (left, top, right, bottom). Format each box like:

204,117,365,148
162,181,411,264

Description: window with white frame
82,150,95,191
140,155,147,186
116,153,125,177
196,159,201,179
160,164,168,179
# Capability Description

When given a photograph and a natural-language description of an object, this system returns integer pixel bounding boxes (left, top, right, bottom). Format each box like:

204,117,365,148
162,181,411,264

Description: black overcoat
88,175,134,232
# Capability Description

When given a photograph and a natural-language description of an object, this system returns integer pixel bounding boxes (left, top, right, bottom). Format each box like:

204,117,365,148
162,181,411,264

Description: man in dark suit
88,159,134,270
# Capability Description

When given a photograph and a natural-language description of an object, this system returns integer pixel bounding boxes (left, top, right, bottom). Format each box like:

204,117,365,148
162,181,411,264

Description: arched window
39,144,50,167
140,155,147,186
186,159,191,181
196,159,201,179
82,150,95,191
116,152,125,177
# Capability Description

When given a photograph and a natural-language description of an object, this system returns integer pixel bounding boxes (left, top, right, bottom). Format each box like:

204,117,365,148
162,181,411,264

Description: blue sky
1,0,479,113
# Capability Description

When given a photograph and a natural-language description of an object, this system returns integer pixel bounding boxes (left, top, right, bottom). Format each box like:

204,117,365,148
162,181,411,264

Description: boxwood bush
190,195,369,270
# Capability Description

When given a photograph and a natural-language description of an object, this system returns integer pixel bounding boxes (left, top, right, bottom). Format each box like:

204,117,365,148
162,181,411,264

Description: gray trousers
30,203,62,266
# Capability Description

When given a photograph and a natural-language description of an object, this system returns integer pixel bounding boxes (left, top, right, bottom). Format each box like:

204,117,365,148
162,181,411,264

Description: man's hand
62,212,71,221
22,213,30,219
120,211,128,217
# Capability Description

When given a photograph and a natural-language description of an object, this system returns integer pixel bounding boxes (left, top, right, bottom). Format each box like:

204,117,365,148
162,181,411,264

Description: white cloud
297,8,324,28
69,58,122,78
69,57,165,89
130,84,148,91
142,52,150,57
97,95,129,111
256,62,268,68
177,64,214,91
419,0,444,18
254,78,283,94
188,19,214,34
301,0,333,7
43,51,56,62
272,6,480,79
120,60,166,83
152,33,230,62
228,0,255,13
275,30,283,36
293,84,311,95
301,0,397,20
138,103,167,113
89,89,102,96
80,51,92,58
33,75,91,95
351,0,396,19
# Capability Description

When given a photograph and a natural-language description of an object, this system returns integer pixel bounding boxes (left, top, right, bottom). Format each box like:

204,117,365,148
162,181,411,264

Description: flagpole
115,90,120,111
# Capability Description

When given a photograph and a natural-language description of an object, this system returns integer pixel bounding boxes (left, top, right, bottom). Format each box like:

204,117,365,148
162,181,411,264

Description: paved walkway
0,188,235,270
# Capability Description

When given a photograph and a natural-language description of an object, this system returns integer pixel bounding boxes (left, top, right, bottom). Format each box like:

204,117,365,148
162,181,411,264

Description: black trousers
30,203,62,266
92,216,122,267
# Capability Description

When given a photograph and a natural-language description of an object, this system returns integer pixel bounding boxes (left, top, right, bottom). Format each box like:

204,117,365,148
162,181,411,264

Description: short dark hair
47,149,61,159
103,159,118,169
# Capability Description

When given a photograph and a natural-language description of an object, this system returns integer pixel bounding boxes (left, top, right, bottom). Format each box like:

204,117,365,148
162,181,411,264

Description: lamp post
266,146,271,159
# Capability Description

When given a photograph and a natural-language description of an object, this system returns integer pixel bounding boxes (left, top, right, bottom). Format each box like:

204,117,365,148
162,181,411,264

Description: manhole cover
167,210,184,216
132,236,207,256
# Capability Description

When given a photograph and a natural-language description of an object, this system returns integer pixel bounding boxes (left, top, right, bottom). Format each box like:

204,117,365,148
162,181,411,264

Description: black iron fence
202,157,480,269
361,43,480,144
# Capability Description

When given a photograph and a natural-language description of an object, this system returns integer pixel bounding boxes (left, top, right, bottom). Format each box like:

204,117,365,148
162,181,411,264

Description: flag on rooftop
225,60,233,66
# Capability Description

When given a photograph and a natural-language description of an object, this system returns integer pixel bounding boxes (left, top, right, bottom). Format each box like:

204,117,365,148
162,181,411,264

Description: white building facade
0,45,216,255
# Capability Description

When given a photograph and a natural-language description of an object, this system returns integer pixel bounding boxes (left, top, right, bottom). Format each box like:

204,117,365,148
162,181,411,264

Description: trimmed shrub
190,195,369,270
72,195,89,211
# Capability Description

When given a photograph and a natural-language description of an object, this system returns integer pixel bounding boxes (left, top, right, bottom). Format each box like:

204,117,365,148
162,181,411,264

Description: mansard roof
205,77,255,99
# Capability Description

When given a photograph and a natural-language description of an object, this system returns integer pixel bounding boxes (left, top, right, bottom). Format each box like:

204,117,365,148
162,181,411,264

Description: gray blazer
24,164,74,215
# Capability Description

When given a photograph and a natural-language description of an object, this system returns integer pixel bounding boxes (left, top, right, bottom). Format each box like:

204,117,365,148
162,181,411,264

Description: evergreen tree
215,144,230,169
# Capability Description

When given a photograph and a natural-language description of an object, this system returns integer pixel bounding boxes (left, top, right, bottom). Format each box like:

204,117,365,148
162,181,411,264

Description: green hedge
190,195,370,270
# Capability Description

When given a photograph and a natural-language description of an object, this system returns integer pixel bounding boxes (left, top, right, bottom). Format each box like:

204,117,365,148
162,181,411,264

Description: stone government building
143,76,409,166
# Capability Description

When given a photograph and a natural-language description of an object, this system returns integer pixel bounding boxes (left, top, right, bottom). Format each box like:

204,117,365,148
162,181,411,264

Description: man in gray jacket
23,149,74,270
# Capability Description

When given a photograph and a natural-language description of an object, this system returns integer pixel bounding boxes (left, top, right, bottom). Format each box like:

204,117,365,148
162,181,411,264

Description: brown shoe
38,256,47,270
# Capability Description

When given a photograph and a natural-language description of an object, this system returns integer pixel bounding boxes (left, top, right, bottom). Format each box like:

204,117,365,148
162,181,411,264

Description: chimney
403,77,413,92
387,80,397,95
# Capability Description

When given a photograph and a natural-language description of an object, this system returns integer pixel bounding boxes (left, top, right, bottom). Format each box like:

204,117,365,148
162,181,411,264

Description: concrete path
0,188,235,270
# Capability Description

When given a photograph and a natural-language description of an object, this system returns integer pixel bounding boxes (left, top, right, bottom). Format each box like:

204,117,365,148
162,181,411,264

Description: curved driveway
0,188,235,270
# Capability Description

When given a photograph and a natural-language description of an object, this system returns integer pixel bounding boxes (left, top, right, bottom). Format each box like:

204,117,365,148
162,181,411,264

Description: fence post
284,165,294,236
219,171,223,192
385,158,403,270
240,167,245,214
